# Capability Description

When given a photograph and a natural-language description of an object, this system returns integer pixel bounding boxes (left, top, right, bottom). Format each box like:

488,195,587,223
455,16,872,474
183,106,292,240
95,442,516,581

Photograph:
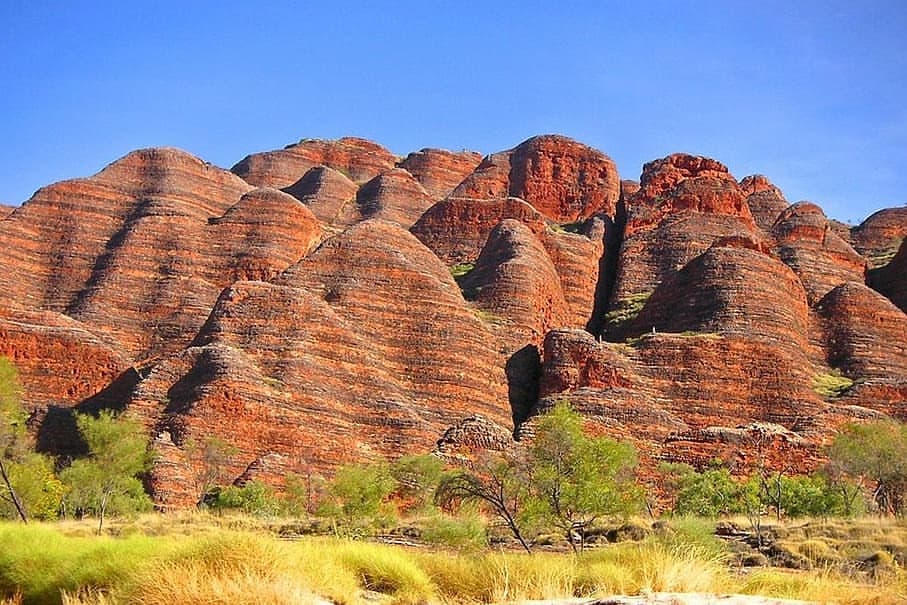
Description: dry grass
2,517,907,605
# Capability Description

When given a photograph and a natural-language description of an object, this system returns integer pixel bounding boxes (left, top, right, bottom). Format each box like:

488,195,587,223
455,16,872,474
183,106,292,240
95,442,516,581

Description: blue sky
1,1,905,224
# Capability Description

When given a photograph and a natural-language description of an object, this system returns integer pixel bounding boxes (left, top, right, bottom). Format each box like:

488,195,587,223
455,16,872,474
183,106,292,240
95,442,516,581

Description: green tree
2,453,65,520
828,420,907,515
210,480,279,517
319,461,396,534
0,358,29,522
390,454,444,512
60,410,153,534
280,470,324,517
185,435,239,507
672,462,744,517
527,403,641,552
435,449,534,553
778,473,856,518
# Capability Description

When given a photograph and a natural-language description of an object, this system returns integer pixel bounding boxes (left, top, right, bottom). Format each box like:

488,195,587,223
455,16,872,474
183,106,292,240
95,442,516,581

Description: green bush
812,370,853,398
604,292,652,327
209,481,280,517
420,513,487,550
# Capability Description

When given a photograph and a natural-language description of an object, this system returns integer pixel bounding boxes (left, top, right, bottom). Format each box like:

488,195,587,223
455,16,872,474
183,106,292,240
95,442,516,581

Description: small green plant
547,221,584,235
449,262,475,279
604,292,652,327
813,370,854,398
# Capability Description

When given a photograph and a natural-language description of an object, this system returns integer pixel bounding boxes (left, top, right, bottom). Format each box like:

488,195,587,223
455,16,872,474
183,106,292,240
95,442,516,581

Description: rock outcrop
129,220,510,505
606,153,763,334
851,207,907,268
450,135,620,222
772,202,866,304
872,239,907,313
281,166,359,227
231,136,397,189
1,135,905,508
399,148,483,200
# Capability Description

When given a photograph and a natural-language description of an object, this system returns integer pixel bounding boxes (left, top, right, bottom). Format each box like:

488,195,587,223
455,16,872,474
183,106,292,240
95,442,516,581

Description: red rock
353,168,433,228
607,154,762,320
0,204,14,218
540,218,608,328
3,135,907,509
1,150,322,366
620,245,813,353
127,220,512,505
209,187,324,282
459,220,570,347
740,175,788,233
872,239,907,312
231,137,397,189
533,329,829,477
0,148,252,315
451,135,620,222
0,305,130,412
817,281,907,380
399,148,483,200
411,196,548,264
281,166,358,227
620,180,640,200
850,206,907,268
772,202,866,304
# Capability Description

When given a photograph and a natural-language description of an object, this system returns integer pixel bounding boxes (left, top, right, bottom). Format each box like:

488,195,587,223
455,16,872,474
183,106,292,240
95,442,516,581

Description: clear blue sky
1,1,905,224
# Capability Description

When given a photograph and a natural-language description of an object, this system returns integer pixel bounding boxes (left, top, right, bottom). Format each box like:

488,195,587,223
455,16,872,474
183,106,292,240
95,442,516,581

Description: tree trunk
0,457,27,523
97,492,108,536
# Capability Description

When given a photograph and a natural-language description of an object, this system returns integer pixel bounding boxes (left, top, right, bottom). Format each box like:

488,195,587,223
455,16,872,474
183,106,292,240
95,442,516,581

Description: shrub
209,481,280,517
420,513,487,550
813,370,854,398
604,292,652,328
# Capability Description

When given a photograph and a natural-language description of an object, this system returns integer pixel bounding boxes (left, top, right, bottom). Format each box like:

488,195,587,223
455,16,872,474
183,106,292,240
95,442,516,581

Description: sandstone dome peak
231,136,397,189
451,134,620,223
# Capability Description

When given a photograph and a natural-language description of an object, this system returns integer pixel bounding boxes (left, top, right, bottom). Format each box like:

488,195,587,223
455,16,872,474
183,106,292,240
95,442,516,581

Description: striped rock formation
0,136,904,508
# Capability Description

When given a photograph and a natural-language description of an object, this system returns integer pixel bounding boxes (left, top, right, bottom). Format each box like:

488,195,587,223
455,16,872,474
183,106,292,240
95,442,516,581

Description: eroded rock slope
1,134,905,507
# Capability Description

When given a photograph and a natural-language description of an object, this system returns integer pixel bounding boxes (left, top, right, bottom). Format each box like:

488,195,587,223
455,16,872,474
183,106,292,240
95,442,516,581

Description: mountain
1,135,904,508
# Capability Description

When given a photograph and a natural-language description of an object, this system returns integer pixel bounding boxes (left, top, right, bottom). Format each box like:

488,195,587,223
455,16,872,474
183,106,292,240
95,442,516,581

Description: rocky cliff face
1,135,905,507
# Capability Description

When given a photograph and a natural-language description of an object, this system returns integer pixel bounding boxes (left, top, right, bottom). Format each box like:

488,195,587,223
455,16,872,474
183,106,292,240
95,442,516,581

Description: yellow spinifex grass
2,517,907,605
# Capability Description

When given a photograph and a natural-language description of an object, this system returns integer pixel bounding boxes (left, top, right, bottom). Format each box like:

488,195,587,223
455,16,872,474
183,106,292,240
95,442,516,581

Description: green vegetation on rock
813,370,854,398
604,291,652,327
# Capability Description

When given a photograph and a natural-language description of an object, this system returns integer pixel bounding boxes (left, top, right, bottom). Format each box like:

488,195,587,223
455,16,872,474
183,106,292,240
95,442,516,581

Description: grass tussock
2,518,907,605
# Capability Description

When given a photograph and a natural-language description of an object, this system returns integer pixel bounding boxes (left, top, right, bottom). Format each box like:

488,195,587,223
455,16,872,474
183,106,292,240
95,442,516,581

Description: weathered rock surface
231,136,397,189
0,305,130,412
0,204,14,218
817,282,907,380
772,202,866,304
281,165,359,227
399,148,483,200
411,196,548,264
607,154,762,327
451,135,620,222
872,239,907,313
459,220,570,347
850,206,907,268
353,168,433,227
740,175,788,233
1,135,906,508
130,220,511,506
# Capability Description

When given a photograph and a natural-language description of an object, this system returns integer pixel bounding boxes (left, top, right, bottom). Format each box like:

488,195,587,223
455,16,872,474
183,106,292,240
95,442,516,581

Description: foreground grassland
2,515,907,605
